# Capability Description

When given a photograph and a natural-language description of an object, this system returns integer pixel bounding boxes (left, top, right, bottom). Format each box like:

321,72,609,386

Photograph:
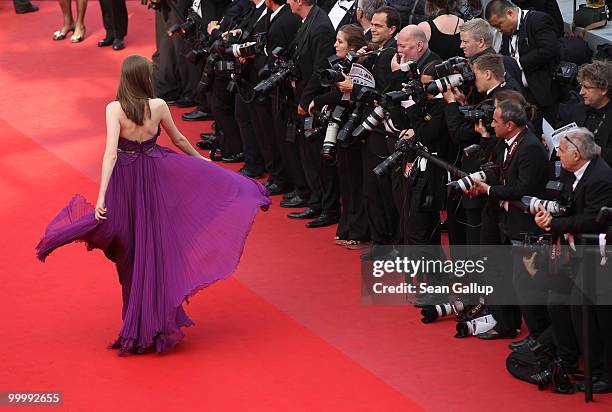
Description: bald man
395,25,441,71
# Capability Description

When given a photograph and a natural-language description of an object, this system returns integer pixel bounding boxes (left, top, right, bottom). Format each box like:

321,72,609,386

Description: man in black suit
472,98,550,339
97,0,128,50
285,0,340,228
513,0,564,37
535,127,612,393
485,0,560,130
261,0,308,209
562,61,612,167
443,53,519,246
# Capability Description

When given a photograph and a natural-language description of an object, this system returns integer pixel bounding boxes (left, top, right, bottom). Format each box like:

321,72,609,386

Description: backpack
506,344,554,384
594,43,612,61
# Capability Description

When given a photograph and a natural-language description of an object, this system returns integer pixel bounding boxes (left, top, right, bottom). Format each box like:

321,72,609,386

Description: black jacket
550,156,612,235
488,128,549,241
499,10,560,108
567,102,612,167
292,6,337,110
514,0,564,37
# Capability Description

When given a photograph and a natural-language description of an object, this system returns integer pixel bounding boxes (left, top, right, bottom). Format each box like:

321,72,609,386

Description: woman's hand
356,46,368,56
95,197,107,221
336,74,353,93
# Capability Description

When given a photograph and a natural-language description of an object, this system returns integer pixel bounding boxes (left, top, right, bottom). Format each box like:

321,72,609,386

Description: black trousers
271,100,309,199
336,142,369,241
362,133,399,245
99,0,128,40
296,130,340,214
249,99,287,181
208,78,242,156
235,95,264,173
152,4,200,101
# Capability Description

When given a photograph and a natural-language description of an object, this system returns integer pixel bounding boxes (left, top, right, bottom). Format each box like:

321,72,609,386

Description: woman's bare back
113,98,167,142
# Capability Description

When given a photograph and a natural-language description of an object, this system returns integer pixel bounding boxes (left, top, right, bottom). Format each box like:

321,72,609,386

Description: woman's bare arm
96,102,121,220
159,100,210,161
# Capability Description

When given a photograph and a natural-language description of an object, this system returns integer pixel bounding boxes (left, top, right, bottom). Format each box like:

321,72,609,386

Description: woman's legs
57,0,74,34
74,0,88,38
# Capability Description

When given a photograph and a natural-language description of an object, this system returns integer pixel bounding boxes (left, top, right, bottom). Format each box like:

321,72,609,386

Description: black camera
319,51,359,87
304,108,332,140
167,11,201,40
217,33,266,60
320,106,347,161
253,47,297,96
427,57,475,94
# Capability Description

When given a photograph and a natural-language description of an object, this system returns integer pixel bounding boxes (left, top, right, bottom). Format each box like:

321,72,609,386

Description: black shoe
238,167,264,179
263,180,274,188
282,190,296,200
288,207,320,220
478,329,518,340
196,141,213,150
509,335,537,351
163,98,177,106
175,99,197,108
221,153,245,163
306,213,339,228
266,183,289,196
210,148,223,162
280,195,308,208
200,133,219,141
16,3,38,13
576,378,612,394
98,37,114,47
112,38,125,51
182,110,212,121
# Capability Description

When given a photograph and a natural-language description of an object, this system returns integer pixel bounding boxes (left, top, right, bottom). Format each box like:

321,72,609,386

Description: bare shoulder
106,100,121,112
150,98,169,116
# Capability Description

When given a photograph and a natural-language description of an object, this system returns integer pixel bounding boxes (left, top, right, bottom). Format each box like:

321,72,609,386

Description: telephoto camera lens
521,196,566,216
352,106,386,138
426,74,464,95
447,171,488,192
320,122,339,161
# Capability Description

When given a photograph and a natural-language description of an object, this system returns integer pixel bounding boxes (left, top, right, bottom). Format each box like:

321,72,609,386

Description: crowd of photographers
150,0,612,395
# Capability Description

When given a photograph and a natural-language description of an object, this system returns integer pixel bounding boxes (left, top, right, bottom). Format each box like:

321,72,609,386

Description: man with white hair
535,127,612,394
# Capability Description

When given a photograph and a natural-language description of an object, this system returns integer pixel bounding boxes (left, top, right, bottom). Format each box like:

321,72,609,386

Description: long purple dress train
36,129,271,354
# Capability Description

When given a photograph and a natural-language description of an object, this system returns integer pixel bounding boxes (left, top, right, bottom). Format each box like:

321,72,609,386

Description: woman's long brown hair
116,55,155,126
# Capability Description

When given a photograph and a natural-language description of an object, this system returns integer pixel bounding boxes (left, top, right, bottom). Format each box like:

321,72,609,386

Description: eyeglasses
579,83,600,90
562,134,581,156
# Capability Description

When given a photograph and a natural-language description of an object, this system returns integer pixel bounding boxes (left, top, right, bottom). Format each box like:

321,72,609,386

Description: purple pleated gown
36,129,271,354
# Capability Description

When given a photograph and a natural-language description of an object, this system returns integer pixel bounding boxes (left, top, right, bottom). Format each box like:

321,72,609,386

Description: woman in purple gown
36,55,271,356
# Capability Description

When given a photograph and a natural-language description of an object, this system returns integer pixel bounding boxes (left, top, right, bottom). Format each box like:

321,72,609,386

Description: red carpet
1,3,610,411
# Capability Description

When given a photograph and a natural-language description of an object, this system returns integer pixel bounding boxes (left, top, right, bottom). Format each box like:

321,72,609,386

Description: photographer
560,61,612,167
337,7,401,252
232,0,268,178
534,127,612,393
442,53,518,245
261,0,307,207
309,24,371,247
152,0,230,104
458,18,522,89
285,0,340,227
471,97,550,340
485,0,560,131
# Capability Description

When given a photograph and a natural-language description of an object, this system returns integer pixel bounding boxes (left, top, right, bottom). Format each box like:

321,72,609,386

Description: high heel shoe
52,27,74,41
70,27,86,43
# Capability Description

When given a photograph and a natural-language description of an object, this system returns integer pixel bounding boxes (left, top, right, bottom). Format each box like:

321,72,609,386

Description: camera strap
501,129,526,180
290,7,319,63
